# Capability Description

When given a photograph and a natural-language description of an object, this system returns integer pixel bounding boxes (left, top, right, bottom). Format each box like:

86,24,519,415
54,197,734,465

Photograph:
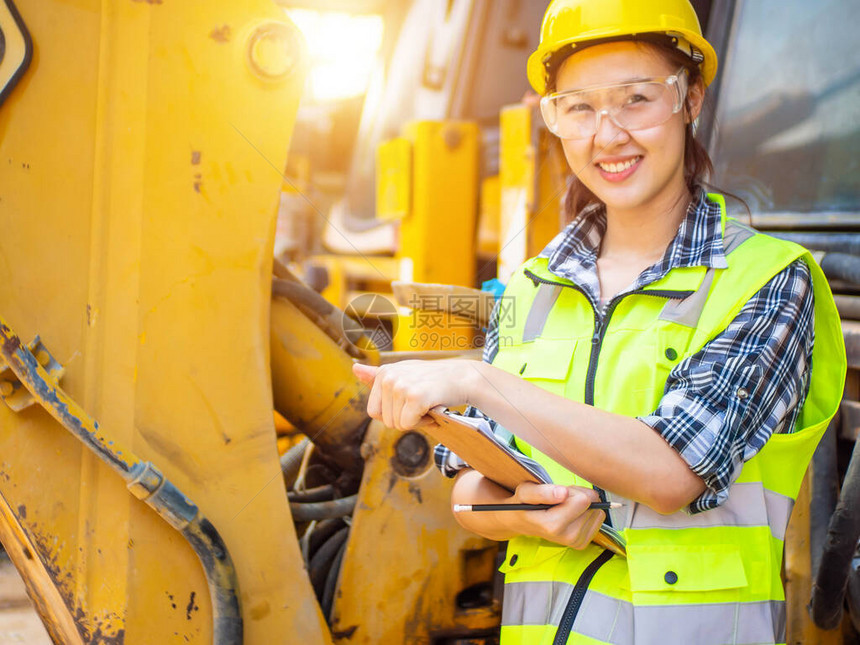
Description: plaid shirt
434,189,815,514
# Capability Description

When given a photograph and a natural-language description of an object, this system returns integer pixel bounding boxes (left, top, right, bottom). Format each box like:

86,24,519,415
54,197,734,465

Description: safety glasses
540,68,688,139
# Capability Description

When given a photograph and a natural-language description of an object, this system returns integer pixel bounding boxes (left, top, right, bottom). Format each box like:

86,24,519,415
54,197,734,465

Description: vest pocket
495,339,577,397
626,544,748,595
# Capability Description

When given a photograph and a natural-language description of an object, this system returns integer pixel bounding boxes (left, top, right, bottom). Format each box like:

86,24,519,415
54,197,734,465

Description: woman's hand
353,360,480,430
451,470,605,549
504,482,605,549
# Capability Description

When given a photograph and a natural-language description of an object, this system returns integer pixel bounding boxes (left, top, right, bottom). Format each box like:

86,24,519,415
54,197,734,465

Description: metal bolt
442,126,463,150
394,432,429,471
35,350,50,366
246,22,302,81
0,381,13,396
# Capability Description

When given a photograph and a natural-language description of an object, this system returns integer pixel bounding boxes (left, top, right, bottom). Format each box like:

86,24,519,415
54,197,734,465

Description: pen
453,502,622,512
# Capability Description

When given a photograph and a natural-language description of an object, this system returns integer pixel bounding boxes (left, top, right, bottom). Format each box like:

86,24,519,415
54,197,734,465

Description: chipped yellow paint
332,421,501,642
0,1,331,642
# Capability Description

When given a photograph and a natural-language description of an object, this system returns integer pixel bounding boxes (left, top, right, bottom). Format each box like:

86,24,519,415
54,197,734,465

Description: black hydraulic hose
820,253,860,286
290,494,357,522
812,438,860,629
309,526,349,598
288,484,336,503
321,538,348,619
0,319,243,644
811,421,840,578
280,438,309,488
849,557,860,632
306,518,346,562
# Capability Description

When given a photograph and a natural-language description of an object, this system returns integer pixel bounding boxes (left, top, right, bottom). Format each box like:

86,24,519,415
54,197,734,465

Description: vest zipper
582,286,694,406
552,549,614,645
523,268,693,641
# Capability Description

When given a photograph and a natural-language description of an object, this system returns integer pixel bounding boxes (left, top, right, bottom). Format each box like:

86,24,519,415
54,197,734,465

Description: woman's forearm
450,469,520,541
465,361,706,513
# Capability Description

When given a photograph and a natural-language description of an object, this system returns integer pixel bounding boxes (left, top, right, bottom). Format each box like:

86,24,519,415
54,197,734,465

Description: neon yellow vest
490,196,846,645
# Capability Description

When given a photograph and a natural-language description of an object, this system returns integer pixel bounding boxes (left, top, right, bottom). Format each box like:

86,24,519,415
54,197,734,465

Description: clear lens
541,70,687,139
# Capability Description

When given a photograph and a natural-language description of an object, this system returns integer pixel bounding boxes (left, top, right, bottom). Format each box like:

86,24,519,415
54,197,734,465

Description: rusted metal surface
0,317,242,644
0,493,84,644
0,336,65,412
0,322,134,475
330,420,501,643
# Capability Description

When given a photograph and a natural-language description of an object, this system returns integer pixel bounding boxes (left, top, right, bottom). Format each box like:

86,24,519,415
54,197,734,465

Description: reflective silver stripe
501,579,573,627
763,486,794,542
629,481,794,542
658,268,715,327
657,221,756,328
723,220,757,254
503,583,786,644
522,283,561,342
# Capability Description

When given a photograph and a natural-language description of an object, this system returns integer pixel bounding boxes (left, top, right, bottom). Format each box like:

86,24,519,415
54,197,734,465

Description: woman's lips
595,155,643,183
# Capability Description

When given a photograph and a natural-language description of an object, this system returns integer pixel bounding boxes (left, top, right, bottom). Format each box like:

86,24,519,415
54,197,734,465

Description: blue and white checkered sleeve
638,259,815,513
434,298,516,478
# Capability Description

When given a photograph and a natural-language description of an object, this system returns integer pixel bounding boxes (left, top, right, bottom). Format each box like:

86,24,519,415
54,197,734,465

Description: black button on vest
664,570,678,585
509,554,518,566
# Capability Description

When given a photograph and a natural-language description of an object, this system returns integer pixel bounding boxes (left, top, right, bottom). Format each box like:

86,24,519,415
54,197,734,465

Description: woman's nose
593,109,630,148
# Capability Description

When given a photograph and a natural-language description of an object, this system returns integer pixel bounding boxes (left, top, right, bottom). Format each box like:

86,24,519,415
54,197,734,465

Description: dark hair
549,40,714,222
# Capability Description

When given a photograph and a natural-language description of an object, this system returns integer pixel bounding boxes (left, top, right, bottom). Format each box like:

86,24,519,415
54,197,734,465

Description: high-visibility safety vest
489,195,846,645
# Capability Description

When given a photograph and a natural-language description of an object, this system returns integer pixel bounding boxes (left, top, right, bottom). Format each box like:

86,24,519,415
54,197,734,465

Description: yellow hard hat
527,0,718,95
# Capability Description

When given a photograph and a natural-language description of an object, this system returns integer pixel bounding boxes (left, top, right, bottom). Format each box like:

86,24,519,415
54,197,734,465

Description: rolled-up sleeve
638,259,815,513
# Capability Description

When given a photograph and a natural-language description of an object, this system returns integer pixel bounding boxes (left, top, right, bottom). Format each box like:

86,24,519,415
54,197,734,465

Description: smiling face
554,41,703,215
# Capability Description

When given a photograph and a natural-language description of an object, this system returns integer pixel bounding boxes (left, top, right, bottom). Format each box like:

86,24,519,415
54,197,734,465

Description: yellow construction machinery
0,1,858,644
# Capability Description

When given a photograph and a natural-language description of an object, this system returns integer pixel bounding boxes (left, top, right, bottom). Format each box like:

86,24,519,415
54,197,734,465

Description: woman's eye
625,94,649,105
565,102,593,113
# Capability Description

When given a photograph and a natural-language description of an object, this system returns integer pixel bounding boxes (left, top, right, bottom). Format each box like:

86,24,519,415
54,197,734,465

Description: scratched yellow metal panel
331,421,500,643
0,1,330,643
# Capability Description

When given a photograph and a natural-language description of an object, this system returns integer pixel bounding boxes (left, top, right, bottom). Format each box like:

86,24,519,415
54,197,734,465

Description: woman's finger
352,363,377,385
573,510,604,550
391,381,408,430
514,482,568,505
365,376,382,421
380,370,397,429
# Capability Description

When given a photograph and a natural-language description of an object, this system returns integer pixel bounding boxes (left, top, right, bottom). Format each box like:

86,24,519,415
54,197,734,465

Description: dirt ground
0,556,52,644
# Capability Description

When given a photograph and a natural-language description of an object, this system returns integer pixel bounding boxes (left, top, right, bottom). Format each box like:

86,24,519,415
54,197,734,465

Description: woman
354,1,846,643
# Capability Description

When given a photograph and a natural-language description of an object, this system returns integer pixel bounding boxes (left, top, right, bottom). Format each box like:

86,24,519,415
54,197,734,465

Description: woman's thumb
516,482,568,504
352,363,377,385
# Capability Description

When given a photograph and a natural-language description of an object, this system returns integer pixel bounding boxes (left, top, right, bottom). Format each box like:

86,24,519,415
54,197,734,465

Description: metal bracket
0,335,65,411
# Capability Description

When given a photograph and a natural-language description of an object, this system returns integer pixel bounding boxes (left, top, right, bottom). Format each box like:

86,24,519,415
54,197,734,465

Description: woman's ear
685,76,705,123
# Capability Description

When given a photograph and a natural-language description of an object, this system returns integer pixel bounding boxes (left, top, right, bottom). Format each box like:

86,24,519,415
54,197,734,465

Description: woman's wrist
463,360,490,409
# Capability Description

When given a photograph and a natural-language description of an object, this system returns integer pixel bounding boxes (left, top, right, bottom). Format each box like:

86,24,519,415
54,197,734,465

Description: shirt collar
538,188,728,295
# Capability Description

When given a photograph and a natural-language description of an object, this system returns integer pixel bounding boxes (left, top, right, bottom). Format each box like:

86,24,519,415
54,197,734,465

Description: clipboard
424,407,627,557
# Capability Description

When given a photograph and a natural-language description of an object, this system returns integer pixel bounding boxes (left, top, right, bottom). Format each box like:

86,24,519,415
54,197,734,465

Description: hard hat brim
527,27,718,95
